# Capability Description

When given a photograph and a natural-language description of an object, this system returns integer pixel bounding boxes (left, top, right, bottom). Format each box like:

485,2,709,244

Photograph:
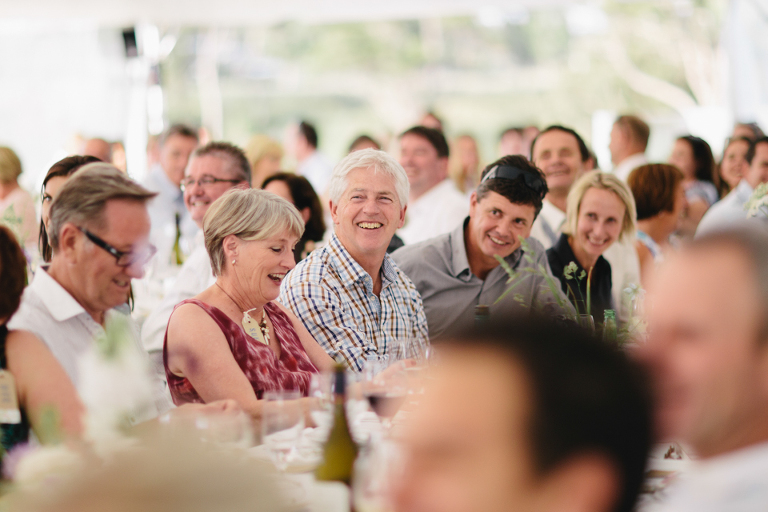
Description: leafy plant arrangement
493,237,576,320
562,261,595,318
745,182,768,218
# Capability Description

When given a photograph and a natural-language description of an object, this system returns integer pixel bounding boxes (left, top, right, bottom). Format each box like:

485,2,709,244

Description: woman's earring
232,259,236,266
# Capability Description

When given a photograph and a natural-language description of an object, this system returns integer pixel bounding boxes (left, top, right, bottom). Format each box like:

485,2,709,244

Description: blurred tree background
161,0,727,167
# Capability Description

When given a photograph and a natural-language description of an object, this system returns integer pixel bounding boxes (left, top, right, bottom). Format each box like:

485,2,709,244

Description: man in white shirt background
293,120,334,196
642,226,768,512
397,126,468,245
529,125,641,320
143,124,200,272
610,114,650,182
141,142,251,368
696,136,768,236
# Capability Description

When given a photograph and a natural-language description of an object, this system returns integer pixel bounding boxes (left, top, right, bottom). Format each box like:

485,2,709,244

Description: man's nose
124,260,146,280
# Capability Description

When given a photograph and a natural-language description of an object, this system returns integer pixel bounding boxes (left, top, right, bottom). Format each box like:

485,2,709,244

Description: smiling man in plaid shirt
279,149,429,371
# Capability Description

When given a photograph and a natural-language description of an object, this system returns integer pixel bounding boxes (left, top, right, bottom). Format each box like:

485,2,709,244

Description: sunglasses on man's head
481,165,547,195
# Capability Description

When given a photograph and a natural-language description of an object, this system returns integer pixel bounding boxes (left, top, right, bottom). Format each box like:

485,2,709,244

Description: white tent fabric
0,0,572,26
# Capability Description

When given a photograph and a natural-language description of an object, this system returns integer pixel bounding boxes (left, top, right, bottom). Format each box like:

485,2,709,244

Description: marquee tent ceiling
1,0,576,27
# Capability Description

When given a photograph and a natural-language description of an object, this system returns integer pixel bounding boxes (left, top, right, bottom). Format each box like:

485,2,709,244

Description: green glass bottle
602,309,617,344
172,212,185,266
315,365,358,485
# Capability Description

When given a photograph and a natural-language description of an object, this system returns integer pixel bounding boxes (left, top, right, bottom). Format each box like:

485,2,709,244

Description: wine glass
261,390,304,471
362,357,407,432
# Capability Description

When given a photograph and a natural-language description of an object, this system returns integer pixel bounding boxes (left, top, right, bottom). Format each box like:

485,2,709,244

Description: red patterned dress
163,299,318,405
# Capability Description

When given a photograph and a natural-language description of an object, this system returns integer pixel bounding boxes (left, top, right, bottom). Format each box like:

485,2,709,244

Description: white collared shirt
644,441,768,512
8,268,171,417
143,164,199,274
398,179,469,245
529,199,567,249
696,180,754,237
297,151,334,195
141,240,216,354
528,199,641,322
613,153,648,182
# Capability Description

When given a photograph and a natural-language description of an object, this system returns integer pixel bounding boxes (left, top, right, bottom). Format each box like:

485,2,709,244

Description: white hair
327,149,409,207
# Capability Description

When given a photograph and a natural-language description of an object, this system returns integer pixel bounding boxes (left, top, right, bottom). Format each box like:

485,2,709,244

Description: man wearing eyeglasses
141,142,251,361
392,155,572,339
9,163,171,419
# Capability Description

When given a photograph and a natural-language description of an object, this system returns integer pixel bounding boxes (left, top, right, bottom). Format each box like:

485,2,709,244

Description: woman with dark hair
39,155,101,262
0,225,83,458
717,136,751,198
261,173,326,262
627,164,686,287
668,136,718,235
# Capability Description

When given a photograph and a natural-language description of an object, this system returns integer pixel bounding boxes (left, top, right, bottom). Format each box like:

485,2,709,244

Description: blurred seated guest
498,127,525,157
0,226,84,453
143,124,199,271
81,137,112,164
280,149,429,371
244,134,283,190
262,173,326,262
642,226,768,511
39,156,101,262
448,134,481,194
547,172,636,323
9,164,171,418
733,121,764,141
292,120,333,195
164,189,334,413
348,134,381,153
609,114,649,181
395,316,652,512
418,111,444,132
697,137,768,236
530,126,640,321
717,136,751,197
627,164,685,288
0,147,37,255
111,141,127,173
397,126,468,244
393,156,572,339
668,135,718,235
141,143,251,360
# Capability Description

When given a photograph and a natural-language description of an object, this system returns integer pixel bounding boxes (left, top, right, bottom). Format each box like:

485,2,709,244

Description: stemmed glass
261,390,304,471
362,354,407,432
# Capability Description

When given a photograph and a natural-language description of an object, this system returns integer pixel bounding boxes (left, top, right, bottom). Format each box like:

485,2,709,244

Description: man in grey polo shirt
392,155,572,338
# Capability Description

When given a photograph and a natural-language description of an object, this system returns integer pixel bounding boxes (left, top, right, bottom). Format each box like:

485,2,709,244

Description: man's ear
534,454,620,512
330,200,340,226
398,204,407,229
438,157,450,180
56,223,82,263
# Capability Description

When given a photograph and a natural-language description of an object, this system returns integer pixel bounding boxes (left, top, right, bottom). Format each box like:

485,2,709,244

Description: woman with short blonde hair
547,171,637,323
245,135,283,189
164,189,334,419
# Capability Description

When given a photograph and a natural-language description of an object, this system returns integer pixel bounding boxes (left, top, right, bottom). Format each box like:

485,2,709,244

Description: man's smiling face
183,154,245,227
531,129,585,196
331,167,406,262
467,190,536,265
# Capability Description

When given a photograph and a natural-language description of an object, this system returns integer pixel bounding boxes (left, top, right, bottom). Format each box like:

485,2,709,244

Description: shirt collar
150,164,183,200
327,234,397,289
448,217,524,279
539,199,566,229
29,267,89,322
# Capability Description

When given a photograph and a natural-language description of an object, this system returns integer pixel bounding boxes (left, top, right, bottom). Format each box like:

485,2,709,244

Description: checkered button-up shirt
279,234,429,372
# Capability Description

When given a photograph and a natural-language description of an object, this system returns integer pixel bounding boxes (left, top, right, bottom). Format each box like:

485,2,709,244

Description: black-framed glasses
481,165,548,195
180,175,243,191
78,227,157,267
